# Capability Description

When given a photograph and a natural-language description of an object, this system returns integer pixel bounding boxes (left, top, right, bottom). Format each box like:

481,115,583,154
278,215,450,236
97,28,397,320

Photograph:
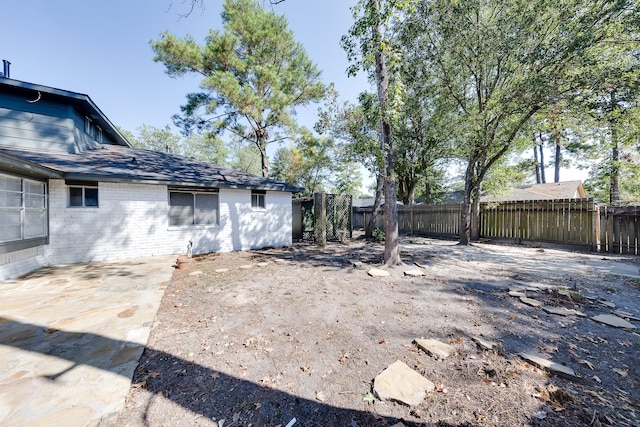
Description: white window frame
0,172,48,253
168,189,219,227
251,191,266,210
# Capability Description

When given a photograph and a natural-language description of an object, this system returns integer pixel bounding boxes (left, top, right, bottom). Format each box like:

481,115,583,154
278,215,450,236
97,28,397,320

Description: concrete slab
519,353,577,378
592,314,637,330
415,338,455,359
0,255,174,426
373,360,434,406
520,297,544,307
368,268,390,277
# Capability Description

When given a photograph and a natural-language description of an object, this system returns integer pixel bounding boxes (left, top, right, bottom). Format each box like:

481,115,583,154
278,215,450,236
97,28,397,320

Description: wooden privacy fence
480,199,598,250
599,206,640,255
353,199,640,255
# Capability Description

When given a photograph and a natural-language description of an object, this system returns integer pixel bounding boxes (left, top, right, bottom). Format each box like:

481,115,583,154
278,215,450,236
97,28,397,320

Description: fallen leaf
362,392,375,405
579,360,596,370
613,368,628,377
378,338,386,344
585,390,611,405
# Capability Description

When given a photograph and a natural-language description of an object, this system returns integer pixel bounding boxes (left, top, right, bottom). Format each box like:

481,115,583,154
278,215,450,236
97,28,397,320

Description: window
68,182,98,207
0,172,47,249
169,189,219,227
251,191,266,209
96,125,103,143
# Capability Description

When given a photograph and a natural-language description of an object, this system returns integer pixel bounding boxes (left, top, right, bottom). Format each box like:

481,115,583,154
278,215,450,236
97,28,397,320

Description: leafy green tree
404,0,636,244
343,0,418,264
121,124,229,165
152,0,327,178
270,132,333,196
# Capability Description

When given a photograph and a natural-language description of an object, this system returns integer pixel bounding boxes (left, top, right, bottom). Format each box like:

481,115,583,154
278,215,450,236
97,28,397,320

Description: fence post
591,200,600,252
314,192,327,246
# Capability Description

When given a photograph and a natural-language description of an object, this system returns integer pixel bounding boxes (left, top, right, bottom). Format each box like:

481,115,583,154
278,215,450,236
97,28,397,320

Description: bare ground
117,236,640,427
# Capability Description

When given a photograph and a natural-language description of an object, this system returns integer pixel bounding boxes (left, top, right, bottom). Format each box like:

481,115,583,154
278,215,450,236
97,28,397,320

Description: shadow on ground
0,317,478,426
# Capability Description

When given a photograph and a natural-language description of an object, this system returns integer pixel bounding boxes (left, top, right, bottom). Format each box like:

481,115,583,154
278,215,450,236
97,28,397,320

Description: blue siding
0,96,73,152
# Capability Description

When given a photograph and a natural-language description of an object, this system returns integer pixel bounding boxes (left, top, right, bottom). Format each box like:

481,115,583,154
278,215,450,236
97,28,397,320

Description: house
0,77,301,281
480,181,587,203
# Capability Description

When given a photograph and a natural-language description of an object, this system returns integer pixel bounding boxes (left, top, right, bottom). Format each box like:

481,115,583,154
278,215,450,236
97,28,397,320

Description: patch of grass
372,227,385,242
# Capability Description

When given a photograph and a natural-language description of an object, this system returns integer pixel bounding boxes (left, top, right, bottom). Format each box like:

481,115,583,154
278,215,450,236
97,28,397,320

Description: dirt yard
117,236,640,427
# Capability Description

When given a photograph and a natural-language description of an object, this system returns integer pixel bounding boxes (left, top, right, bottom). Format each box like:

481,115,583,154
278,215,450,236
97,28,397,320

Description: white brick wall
0,180,293,280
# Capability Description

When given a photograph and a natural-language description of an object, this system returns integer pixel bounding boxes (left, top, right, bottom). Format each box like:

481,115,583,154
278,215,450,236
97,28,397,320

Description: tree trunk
460,162,476,245
365,172,384,237
424,181,432,204
609,91,620,204
257,137,269,178
372,0,401,265
533,135,541,184
538,135,546,183
554,137,561,183
610,126,620,204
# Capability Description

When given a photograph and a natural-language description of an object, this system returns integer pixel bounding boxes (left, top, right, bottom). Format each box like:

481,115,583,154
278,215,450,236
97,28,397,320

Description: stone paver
373,360,434,406
368,268,390,277
542,306,585,317
519,353,577,378
520,297,544,307
472,336,496,351
404,269,425,277
415,338,455,359
592,314,637,330
0,255,174,426
613,310,640,321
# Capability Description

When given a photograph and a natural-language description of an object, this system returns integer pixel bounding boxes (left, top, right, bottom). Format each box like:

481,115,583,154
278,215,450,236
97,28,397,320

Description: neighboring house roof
481,181,587,202
0,78,131,148
0,145,302,192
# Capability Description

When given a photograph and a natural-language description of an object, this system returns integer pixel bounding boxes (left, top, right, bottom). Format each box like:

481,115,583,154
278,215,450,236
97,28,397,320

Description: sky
2,0,587,187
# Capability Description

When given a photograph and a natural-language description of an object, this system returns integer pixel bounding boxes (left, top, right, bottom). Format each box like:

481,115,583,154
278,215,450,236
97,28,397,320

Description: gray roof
0,145,302,192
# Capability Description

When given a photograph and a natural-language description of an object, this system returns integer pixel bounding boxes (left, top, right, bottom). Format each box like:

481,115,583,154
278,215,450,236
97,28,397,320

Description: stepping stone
509,290,526,298
543,306,576,317
415,338,455,359
239,264,253,269
613,310,640,321
592,314,637,330
519,353,577,378
599,300,616,308
368,268,390,277
348,259,363,268
404,269,425,277
520,297,544,307
373,360,435,406
557,289,571,297
472,336,496,351
256,262,269,267
188,270,203,276
215,268,229,273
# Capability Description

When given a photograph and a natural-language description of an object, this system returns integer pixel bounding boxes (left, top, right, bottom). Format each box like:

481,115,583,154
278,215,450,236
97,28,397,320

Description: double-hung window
0,172,48,251
68,182,98,207
169,189,219,227
251,190,266,210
